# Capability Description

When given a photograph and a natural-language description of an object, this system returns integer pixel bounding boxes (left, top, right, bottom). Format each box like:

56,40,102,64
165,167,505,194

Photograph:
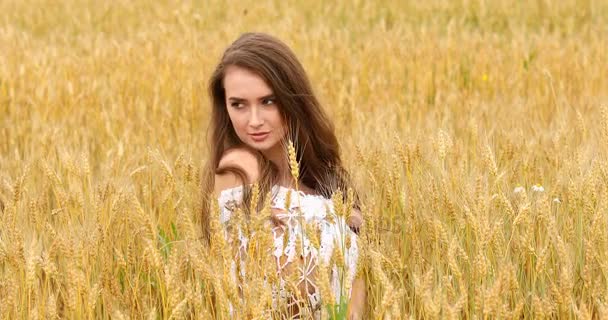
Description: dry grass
1,0,608,319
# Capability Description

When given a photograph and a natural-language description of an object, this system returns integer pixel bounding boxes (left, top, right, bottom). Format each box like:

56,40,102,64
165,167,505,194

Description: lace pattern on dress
217,185,359,318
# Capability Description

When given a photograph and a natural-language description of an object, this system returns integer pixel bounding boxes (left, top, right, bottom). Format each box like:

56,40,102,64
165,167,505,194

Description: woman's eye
262,98,275,105
231,102,244,109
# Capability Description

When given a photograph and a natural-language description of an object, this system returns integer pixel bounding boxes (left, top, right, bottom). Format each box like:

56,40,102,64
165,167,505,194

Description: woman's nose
249,106,264,127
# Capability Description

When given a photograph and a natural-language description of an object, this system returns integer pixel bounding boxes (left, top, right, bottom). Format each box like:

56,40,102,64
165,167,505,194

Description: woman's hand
348,312,362,320
346,277,366,319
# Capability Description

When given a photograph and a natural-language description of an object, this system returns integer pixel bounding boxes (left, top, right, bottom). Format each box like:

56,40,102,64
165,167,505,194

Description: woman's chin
246,141,272,151
246,139,281,153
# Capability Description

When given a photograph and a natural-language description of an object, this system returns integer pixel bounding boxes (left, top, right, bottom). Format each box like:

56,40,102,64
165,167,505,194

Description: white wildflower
553,198,561,203
513,186,525,194
531,184,545,193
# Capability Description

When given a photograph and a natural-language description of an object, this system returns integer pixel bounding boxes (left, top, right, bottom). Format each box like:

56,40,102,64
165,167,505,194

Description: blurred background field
1,0,608,319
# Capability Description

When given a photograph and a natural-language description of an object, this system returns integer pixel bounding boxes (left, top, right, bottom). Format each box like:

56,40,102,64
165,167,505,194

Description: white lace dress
217,184,359,318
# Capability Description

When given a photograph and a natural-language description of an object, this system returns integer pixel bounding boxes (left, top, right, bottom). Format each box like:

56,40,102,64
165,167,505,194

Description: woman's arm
347,277,366,319
347,208,363,233
346,207,365,318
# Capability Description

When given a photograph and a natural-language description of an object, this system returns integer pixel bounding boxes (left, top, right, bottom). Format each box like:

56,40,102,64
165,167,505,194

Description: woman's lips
250,132,270,142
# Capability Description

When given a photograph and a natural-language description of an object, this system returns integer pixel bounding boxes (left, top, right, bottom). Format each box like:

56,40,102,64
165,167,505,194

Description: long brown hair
200,32,358,243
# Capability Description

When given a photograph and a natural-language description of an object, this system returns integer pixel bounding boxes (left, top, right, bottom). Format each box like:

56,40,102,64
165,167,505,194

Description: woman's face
223,65,286,153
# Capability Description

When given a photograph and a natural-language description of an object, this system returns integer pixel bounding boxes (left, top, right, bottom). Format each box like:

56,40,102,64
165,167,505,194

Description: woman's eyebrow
258,94,275,100
228,94,274,102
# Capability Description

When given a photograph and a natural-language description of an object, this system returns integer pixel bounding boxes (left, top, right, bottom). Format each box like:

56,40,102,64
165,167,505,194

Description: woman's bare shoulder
214,146,261,194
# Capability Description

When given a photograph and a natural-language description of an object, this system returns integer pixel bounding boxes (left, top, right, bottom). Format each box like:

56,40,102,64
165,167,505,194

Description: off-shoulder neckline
218,184,328,200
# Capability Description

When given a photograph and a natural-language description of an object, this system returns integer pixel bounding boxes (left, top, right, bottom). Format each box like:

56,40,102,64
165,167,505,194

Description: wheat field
1,0,608,319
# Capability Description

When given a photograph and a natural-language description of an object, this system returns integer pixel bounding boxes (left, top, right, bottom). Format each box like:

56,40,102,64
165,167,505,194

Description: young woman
201,32,365,319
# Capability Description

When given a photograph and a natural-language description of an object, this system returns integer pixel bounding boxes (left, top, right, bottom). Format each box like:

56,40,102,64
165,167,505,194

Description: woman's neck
260,142,318,195
262,144,294,188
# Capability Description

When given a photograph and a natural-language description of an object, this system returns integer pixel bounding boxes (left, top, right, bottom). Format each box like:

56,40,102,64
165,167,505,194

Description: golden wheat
1,0,608,319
